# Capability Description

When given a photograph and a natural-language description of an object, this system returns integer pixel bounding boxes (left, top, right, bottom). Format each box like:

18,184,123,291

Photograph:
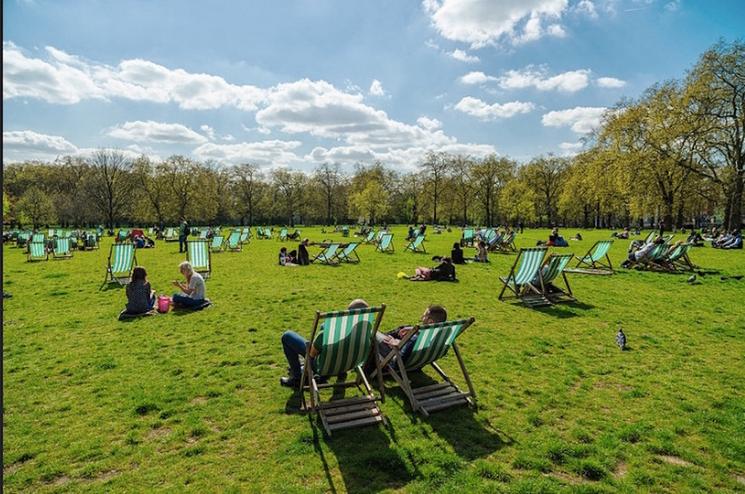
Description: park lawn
2,227,744,493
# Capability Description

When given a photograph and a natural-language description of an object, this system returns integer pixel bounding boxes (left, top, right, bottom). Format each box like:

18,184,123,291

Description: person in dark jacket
450,243,465,264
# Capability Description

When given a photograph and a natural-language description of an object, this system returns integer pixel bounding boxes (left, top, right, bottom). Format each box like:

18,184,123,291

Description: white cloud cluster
541,106,607,133
448,49,480,63
416,116,443,130
499,67,590,92
423,0,569,47
107,121,208,144
192,140,303,167
596,76,626,88
2,129,156,162
459,71,498,85
454,96,535,120
368,79,386,96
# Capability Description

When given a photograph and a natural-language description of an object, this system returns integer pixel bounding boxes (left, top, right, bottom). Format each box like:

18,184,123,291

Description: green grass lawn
3,227,745,493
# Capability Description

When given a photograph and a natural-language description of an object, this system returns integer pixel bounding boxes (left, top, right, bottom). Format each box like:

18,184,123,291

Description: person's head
479,240,486,248
422,305,447,324
442,257,452,264
131,266,147,282
347,299,369,310
280,247,287,254
179,261,194,278
453,242,461,250
302,238,309,245
552,227,558,234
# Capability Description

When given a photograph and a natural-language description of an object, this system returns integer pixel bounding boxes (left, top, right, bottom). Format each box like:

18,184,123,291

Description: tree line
3,40,743,231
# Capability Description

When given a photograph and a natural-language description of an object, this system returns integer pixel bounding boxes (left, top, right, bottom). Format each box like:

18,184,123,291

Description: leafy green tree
351,180,389,224
500,179,537,225
16,187,56,228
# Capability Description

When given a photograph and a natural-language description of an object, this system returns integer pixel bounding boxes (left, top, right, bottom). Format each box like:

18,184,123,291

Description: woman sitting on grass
171,261,206,309
451,242,465,264
408,257,456,281
123,266,156,316
279,247,296,266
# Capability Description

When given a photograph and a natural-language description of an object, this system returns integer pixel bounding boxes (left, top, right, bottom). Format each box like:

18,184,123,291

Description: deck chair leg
394,362,422,415
452,343,476,405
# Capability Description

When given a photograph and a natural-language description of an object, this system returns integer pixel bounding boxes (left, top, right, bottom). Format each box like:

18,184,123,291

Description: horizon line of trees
3,40,743,232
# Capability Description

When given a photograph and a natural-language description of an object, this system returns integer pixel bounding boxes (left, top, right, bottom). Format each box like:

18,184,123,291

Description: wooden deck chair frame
52,237,73,260
102,243,137,286
335,242,361,263
300,305,387,436
27,241,49,262
226,231,242,252
540,253,576,304
373,318,476,416
187,240,212,279
312,244,341,265
405,235,426,253
498,247,548,306
565,240,614,275
376,233,395,253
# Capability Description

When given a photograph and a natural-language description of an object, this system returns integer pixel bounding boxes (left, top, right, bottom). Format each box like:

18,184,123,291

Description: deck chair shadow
405,235,426,253
565,240,614,275
187,240,212,279
498,247,548,307
300,305,387,436
373,318,476,417
102,243,136,287
376,233,394,253
313,244,341,265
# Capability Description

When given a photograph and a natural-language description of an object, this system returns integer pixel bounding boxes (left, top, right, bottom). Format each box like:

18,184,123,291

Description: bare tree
420,151,450,225
314,163,342,226
84,150,134,229
233,163,262,225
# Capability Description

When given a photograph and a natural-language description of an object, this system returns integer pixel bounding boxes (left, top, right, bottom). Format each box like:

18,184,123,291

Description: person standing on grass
296,238,310,266
279,299,370,388
178,219,189,253
171,261,206,309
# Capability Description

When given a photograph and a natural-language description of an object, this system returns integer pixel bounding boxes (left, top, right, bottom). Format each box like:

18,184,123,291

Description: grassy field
3,227,744,493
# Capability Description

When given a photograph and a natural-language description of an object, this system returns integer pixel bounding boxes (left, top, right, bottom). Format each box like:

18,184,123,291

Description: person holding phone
171,261,206,309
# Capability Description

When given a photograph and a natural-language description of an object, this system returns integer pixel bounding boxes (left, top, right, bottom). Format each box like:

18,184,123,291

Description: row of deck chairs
26,234,99,261
628,239,697,272
498,247,576,307
361,231,424,254
299,305,477,435
312,242,361,264
461,228,517,252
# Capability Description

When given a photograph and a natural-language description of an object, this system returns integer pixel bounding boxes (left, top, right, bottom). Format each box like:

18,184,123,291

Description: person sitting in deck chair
621,238,660,268
373,305,447,370
408,258,456,281
279,298,371,388
122,266,156,316
171,261,207,309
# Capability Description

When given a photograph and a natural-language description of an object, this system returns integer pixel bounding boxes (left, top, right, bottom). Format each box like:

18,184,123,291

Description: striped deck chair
210,235,225,252
486,231,504,251
16,232,31,248
300,305,387,435
241,227,251,240
52,237,73,259
376,233,394,253
199,229,208,239
499,232,517,252
375,231,385,243
48,228,56,238
540,253,575,304
405,235,426,253
341,226,350,237
279,228,288,241
644,231,657,244
565,240,614,275
264,227,273,240
666,243,696,271
364,231,377,244
103,243,136,286
498,247,548,306
239,230,249,244
642,242,673,270
374,318,476,416
164,228,178,242
335,242,361,263
256,226,264,239
226,231,242,252
461,228,475,247
312,244,340,264
27,242,48,262
85,232,99,250
117,229,129,242
32,233,45,244
187,240,211,279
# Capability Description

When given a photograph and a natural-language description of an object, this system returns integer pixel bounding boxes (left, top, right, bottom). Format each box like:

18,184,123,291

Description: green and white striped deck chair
666,243,695,271
312,243,340,264
565,240,614,275
52,237,73,259
375,231,385,243
482,229,497,244
265,227,274,239
461,228,475,246
405,235,426,253
210,235,225,252
27,242,48,262
364,230,376,243
164,227,177,242
279,228,288,241
540,253,575,304
117,229,129,242
48,228,55,238
32,233,45,244
375,318,476,416
239,230,249,244
335,242,361,263
187,240,211,279
499,231,517,252
85,232,99,250
376,233,394,253
16,232,31,248
199,229,208,239
256,226,264,239
644,231,657,244
301,305,387,435
498,247,548,304
226,231,242,252
103,243,136,286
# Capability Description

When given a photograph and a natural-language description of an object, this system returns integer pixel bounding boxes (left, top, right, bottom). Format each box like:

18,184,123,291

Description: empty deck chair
84,232,99,250
540,253,575,304
376,233,394,253
312,243,340,264
103,243,136,286
405,235,426,253
52,237,73,259
335,242,361,263
164,227,178,242
498,247,548,306
300,305,387,436
239,230,250,244
226,231,242,252
27,242,48,262
210,235,225,252
187,240,212,279
279,228,288,241
565,240,614,275
31,233,45,244
461,228,475,247
374,318,476,416
363,230,377,244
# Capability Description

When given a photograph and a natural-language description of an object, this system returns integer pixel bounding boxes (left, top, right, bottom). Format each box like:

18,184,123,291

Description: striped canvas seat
301,305,387,435
32,233,45,244
667,244,695,271
279,228,288,241
103,243,136,286
313,244,340,264
335,242,360,263
499,232,517,251
226,231,242,252
53,238,73,259
375,318,476,416
239,231,249,244
376,233,394,253
498,247,547,304
405,235,426,253
187,240,211,279
565,240,614,275
27,242,48,262
461,228,474,246
364,231,376,243
540,253,575,304
210,235,224,252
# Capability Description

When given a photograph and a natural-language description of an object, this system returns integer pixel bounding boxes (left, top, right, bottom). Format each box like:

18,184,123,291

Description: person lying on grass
373,305,448,370
407,257,456,281
124,266,156,315
279,298,370,389
171,261,206,309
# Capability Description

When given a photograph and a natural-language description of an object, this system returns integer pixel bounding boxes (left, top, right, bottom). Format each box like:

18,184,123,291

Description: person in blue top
375,305,447,369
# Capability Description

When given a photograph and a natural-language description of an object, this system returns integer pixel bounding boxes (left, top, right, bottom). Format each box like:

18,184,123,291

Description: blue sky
3,0,744,171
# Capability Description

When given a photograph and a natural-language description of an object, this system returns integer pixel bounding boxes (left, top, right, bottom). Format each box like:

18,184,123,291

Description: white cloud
460,71,498,85
596,76,626,88
665,0,680,12
416,116,443,130
222,134,235,142
107,120,208,144
454,96,535,120
574,0,598,18
541,106,607,133
559,141,583,155
368,79,386,97
424,0,569,48
200,124,216,141
499,66,590,92
448,49,480,63
192,140,303,167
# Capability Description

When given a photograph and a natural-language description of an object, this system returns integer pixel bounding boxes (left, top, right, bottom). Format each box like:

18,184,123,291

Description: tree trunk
728,170,744,230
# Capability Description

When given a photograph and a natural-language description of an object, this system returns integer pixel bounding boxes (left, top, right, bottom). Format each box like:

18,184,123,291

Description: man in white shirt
172,261,206,308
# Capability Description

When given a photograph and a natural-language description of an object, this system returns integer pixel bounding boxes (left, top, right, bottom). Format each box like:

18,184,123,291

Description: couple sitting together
120,261,208,318
279,300,447,388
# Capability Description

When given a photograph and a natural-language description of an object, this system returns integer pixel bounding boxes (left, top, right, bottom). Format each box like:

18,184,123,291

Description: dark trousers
178,235,187,252
172,293,204,308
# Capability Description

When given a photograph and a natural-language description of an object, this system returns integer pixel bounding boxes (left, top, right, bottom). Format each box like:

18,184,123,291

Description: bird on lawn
616,326,627,351
687,274,697,284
